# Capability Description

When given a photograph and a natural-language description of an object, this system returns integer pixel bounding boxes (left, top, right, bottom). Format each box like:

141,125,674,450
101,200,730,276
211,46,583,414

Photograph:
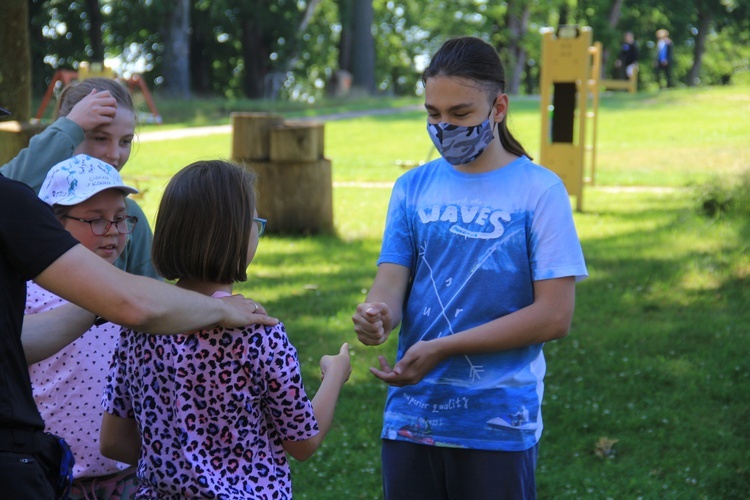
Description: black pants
0,429,65,499
382,439,537,500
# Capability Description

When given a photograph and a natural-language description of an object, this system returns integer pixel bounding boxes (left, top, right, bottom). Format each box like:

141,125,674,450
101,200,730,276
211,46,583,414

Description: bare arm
352,263,411,346
100,412,140,466
282,343,351,461
34,244,278,333
372,277,577,386
22,303,96,364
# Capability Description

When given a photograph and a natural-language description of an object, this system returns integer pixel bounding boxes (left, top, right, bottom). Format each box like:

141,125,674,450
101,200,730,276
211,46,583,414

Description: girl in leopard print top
100,160,351,499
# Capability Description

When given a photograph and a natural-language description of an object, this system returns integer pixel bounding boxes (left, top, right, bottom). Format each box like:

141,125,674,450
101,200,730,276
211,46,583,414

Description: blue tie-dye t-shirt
377,155,588,451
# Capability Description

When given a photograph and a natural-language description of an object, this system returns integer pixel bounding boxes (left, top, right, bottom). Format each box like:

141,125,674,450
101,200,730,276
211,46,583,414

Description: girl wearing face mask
352,37,588,499
0,77,158,279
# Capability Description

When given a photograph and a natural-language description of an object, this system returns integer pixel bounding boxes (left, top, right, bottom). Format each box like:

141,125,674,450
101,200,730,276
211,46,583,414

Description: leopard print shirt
102,321,318,499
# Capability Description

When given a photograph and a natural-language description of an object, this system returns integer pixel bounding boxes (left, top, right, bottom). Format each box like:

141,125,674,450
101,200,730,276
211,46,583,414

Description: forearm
353,263,410,346
35,245,242,334
285,373,347,461
434,277,576,358
436,301,570,358
100,413,141,466
308,374,347,446
22,304,95,364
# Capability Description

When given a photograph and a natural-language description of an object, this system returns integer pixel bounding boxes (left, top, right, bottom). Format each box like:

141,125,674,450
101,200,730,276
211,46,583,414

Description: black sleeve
0,175,78,280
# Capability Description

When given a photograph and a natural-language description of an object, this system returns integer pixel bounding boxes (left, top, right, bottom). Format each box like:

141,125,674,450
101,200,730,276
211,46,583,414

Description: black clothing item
620,42,638,67
1,174,77,497
0,428,75,499
0,174,77,431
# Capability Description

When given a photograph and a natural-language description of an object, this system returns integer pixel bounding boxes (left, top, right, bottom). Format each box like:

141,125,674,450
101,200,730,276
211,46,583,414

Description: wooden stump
231,112,284,161
246,159,334,235
0,121,47,165
232,113,334,235
269,121,324,162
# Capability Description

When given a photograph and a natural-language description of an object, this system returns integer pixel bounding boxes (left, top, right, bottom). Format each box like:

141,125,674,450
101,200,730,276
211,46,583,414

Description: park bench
601,66,638,93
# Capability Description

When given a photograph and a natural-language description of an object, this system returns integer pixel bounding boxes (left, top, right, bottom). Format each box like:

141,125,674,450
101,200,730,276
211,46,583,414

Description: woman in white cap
24,154,142,498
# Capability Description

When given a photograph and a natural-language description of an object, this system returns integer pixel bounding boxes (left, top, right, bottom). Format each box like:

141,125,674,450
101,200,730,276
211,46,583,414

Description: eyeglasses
253,217,267,237
62,215,139,236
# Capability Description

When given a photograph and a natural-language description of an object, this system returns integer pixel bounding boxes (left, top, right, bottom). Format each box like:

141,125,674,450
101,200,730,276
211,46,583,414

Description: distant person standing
655,29,674,88
615,31,639,80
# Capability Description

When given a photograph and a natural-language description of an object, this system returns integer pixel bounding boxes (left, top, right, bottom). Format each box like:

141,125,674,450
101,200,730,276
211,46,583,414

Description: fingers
320,343,353,382
247,313,279,326
339,342,350,355
352,302,390,346
66,89,118,131
241,297,268,316
378,355,391,371
369,355,393,379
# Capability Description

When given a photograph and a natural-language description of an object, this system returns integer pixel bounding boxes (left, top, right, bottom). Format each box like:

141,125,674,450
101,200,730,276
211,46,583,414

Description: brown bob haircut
152,160,257,284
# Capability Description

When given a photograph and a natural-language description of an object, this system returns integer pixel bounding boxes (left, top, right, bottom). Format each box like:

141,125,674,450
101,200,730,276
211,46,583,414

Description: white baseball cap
39,154,139,206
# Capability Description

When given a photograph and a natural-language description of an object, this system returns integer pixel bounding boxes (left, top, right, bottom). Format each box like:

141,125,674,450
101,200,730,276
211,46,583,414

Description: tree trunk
28,0,48,96
240,17,270,99
85,0,104,62
189,5,212,94
0,0,31,122
504,2,531,95
607,0,624,28
687,4,711,86
161,0,191,99
337,0,354,73
602,0,624,79
350,0,375,94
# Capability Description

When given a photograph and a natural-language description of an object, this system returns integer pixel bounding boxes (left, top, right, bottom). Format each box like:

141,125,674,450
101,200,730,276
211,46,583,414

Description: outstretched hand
370,340,443,387
320,343,352,384
65,89,118,132
353,302,393,346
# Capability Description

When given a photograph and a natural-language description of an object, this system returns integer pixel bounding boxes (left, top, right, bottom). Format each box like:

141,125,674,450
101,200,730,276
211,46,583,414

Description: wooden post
269,121,324,162
0,121,47,165
231,113,334,235
247,159,334,235
231,112,284,161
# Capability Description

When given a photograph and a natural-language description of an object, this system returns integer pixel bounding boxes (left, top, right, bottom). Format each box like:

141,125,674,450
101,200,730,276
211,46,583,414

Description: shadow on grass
237,188,749,498
540,195,749,497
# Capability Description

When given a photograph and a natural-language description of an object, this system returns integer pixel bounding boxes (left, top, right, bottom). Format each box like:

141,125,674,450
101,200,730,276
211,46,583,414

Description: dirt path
138,105,422,143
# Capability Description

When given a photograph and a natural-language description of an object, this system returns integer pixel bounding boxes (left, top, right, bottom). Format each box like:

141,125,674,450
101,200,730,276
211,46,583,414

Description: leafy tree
29,0,102,87
370,0,425,95
20,0,750,103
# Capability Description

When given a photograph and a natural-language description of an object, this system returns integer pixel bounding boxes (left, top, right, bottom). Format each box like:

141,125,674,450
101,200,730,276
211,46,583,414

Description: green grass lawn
123,85,749,498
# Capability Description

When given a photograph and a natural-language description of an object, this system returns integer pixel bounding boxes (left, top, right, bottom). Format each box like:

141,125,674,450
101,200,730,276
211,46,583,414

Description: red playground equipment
35,62,161,124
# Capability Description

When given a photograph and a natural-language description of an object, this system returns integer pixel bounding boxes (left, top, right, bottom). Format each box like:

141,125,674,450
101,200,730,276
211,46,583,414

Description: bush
695,169,750,217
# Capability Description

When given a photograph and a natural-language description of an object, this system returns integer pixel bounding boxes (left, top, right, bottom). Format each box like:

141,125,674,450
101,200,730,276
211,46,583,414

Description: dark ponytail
423,37,531,160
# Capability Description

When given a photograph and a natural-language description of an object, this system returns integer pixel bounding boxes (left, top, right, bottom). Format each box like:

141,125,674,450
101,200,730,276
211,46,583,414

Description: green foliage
26,0,750,100
695,169,750,218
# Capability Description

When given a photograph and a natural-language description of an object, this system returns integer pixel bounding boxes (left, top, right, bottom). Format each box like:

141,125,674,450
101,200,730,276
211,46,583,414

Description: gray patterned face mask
427,109,496,165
